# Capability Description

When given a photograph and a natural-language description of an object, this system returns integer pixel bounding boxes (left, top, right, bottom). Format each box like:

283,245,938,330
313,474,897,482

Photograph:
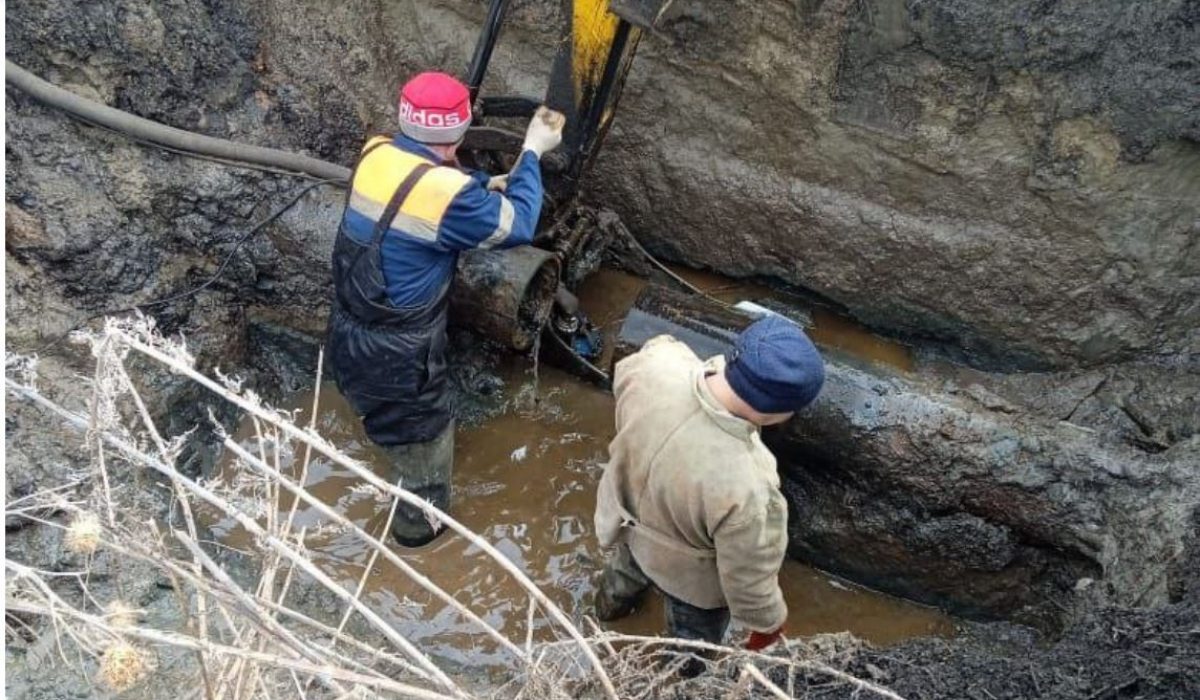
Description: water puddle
205,365,951,669
204,263,950,669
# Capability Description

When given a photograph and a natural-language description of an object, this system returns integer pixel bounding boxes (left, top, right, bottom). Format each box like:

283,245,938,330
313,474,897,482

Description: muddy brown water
206,267,952,668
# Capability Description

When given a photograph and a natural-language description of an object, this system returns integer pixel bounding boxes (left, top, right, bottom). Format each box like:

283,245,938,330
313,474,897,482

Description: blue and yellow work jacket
327,134,544,446
341,134,543,307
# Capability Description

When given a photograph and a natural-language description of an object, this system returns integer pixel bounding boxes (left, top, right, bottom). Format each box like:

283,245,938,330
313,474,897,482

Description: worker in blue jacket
328,71,565,546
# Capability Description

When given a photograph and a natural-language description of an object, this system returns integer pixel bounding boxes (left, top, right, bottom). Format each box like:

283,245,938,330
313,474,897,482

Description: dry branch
6,564,460,700
111,324,618,700
4,320,911,700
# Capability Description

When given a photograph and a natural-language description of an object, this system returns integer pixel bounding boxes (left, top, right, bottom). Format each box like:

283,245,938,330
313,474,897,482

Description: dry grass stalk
5,317,909,700
111,324,617,700
741,663,792,700
280,348,325,544
85,335,118,528
103,600,141,628
107,351,217,700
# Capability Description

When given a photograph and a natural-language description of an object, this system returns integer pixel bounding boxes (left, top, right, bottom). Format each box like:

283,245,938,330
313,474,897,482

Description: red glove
744,625,786,651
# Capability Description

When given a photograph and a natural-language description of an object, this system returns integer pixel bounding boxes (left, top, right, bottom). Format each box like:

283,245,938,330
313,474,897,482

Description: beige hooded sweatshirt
595,335,788,632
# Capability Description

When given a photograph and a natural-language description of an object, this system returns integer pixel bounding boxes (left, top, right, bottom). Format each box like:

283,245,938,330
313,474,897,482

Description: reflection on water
206,361,952,669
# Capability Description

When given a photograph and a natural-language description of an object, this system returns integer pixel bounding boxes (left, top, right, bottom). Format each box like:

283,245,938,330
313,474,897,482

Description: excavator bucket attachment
460,0,675,207
542,0,675,204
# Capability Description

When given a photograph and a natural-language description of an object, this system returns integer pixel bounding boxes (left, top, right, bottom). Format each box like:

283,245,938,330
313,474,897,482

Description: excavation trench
6,36,1191,654
5,2,1199,696
199,247,1199,667
202,266,955,669
184,228,1197,668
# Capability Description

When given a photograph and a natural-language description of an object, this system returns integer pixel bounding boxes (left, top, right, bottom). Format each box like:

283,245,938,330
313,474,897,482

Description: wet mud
206,360,952,668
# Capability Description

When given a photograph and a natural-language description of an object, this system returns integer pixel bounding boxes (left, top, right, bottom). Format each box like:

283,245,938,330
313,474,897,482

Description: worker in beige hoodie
594,315,825,652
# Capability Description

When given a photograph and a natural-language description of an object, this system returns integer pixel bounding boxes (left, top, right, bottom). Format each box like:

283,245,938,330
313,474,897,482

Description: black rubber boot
595,578,642,622
595,543,652,622
390,483,450,548
383,423,454,548
664,594,730,678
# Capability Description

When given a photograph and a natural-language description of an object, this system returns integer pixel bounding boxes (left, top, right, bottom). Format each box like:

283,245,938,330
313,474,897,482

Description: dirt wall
615,285,1200,629
9,0,1197,368
592,0,1200,369
6,0,1199,644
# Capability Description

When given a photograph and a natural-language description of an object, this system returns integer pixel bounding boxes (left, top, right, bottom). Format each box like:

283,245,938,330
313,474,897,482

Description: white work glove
522,106,566,158
486,174,508,192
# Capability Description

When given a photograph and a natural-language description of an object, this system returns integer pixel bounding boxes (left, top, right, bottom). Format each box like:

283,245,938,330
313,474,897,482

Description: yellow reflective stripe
349,143,472,235
352,145,429,207
399,166,470,227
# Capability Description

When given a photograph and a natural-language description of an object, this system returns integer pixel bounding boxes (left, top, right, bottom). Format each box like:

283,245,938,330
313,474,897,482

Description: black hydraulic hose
5,59,351,183
465,0,511,103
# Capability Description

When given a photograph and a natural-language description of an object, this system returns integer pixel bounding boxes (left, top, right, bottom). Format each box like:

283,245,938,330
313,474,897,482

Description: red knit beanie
397,72,472,144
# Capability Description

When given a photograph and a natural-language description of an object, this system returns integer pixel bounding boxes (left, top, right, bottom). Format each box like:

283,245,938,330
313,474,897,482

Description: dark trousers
384,420,454,547
596,542,730,644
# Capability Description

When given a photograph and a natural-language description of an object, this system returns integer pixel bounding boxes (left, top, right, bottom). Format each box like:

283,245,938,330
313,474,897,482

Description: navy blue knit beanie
725,315,825,414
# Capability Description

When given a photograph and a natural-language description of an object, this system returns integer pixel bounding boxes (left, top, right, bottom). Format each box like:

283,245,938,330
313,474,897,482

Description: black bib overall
327,149,454,546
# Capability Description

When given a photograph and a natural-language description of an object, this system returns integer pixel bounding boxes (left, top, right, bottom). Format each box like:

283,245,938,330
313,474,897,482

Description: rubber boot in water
595,543,652,621
383,422,455,548
390,483,451,547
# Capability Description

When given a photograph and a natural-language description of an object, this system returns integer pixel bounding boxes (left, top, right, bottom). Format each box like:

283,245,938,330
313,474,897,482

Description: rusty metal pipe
450,247,561,352
611,284,1197,629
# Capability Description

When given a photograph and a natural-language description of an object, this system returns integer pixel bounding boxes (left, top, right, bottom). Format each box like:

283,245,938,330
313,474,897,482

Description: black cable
33,178,341,355
124,178,339,311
